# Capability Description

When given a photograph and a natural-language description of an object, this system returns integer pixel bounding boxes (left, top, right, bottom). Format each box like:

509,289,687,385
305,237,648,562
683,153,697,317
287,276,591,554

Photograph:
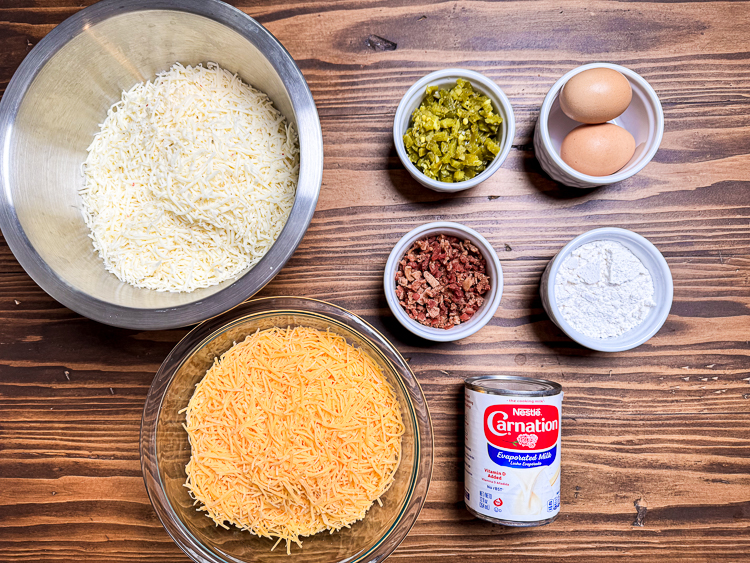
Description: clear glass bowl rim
140,296,434,563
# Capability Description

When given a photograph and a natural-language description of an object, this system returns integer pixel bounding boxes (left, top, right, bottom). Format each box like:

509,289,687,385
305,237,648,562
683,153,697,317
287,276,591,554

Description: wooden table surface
1,1,749,561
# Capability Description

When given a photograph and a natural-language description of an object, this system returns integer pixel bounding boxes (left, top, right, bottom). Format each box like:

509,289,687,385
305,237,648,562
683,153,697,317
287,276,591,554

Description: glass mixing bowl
140,297,433,563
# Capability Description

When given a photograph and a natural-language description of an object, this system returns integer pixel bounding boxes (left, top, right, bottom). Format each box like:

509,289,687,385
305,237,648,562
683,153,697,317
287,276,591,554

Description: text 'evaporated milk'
464,375,563,526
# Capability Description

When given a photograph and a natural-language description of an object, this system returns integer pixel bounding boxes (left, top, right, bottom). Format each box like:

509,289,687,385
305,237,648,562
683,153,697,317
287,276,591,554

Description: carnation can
464,375,563,526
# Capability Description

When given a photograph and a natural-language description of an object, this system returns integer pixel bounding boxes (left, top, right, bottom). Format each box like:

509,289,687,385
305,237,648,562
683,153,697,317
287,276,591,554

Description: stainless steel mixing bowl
0,0,323,330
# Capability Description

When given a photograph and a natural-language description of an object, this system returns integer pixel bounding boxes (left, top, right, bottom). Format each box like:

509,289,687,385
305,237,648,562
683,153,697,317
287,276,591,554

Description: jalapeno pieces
403,79,502,183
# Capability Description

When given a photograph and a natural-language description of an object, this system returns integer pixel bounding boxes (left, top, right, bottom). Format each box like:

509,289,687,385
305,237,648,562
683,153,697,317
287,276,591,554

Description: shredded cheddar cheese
182,327,404,553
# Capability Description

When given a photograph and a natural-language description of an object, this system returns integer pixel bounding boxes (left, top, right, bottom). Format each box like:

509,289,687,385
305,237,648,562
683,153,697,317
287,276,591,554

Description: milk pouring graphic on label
464,376,563,526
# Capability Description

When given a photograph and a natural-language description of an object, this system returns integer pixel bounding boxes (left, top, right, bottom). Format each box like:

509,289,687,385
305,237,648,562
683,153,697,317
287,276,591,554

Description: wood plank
0,0,749,562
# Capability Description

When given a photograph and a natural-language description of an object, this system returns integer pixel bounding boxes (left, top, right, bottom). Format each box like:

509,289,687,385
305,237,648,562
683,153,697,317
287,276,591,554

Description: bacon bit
424,271,440,288
394,234,490,329
404,265,415,282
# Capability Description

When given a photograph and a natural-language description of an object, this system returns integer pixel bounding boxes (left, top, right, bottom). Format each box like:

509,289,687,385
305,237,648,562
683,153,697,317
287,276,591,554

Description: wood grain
1,0,749,561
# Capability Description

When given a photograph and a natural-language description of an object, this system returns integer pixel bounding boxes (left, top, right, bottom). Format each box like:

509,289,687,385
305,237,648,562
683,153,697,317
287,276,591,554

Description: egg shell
559,68,632,124
559,123,636,177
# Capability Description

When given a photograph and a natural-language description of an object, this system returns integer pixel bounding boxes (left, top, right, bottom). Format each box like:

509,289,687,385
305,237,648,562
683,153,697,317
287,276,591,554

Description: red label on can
483,405,559,451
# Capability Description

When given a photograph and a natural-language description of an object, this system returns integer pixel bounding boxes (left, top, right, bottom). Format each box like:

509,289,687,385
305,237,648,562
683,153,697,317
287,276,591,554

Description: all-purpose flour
554,240,655,339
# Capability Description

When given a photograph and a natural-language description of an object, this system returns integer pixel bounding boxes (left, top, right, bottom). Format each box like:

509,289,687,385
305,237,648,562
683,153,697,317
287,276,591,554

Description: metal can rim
465,505,559,527
464,375,562,397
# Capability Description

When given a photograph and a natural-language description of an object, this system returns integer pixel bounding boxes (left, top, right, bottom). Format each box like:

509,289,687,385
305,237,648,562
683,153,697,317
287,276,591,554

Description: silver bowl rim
0,0,324,330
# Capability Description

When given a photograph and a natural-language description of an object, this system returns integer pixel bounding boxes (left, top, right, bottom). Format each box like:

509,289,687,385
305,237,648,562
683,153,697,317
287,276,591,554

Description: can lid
465,375,562,396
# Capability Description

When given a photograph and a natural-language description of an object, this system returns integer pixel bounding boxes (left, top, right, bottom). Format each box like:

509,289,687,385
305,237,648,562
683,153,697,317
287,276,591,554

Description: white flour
554,240,655,339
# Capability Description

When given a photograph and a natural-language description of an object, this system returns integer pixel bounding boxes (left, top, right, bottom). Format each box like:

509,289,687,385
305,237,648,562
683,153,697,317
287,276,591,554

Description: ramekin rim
383,221,503,342
537,62,664,185
393,68,515,193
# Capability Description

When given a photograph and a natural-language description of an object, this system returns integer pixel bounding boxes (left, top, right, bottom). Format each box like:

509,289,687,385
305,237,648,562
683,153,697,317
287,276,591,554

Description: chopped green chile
403,79,503,182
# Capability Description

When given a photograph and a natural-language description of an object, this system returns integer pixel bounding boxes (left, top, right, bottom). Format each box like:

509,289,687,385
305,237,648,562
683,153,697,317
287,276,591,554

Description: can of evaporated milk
464,375,563,526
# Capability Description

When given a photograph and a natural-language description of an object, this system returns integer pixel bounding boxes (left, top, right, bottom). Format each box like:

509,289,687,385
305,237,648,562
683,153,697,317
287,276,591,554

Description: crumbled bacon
394,234,490,330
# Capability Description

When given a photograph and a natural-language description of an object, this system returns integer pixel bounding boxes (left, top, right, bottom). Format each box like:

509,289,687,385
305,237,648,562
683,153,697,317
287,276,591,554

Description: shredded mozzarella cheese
182,327,405,553
80,62,299,292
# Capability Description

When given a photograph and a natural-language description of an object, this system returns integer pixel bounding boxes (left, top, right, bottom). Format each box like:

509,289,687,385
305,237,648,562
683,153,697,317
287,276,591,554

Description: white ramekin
540,227,673,352
384,222,503,342
393,69,515,193
533,63,664,189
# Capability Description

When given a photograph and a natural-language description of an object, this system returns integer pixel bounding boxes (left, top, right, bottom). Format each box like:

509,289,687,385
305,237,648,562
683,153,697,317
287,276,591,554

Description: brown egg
560,123,636,176
559,68,632,124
